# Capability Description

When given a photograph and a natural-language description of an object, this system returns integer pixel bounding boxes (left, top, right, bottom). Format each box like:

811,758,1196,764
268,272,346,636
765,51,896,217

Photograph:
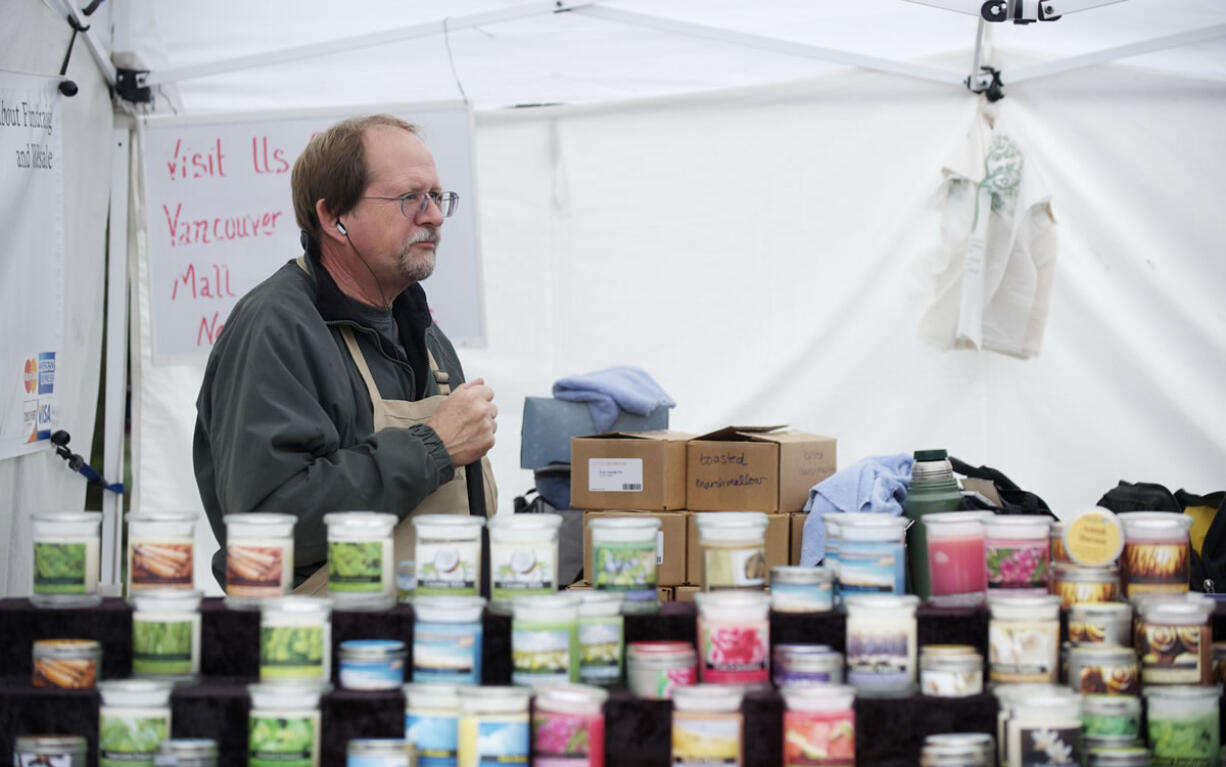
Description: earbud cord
341,230,392,309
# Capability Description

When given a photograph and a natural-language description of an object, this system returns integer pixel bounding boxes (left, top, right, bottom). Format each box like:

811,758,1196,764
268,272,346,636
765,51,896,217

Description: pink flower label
701,621,768,684
533,711,603,767
986,542,1049,590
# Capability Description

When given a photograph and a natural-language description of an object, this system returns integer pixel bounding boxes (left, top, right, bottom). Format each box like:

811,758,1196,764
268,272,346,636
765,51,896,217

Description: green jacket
194,241,465,587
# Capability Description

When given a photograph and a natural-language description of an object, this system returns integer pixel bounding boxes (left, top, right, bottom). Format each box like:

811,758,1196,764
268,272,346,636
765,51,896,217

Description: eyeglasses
364,190,460,219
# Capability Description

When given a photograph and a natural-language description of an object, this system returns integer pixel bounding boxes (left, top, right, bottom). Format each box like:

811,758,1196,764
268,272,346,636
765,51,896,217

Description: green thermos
903,449,964,600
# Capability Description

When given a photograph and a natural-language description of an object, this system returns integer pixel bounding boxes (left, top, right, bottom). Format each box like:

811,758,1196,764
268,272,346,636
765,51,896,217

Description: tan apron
293,257,496,595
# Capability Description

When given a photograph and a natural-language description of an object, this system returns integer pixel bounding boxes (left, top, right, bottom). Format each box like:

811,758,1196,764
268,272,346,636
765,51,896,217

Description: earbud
335,220,347,235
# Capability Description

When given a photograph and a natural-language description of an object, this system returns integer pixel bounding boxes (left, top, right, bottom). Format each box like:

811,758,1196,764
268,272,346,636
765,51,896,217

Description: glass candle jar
694,512,769,592
983,515,1052,595
533,684,608,767
131,588,203,681
397,559,417,603
345,739,413,767
671,685,744,767
578,591,624,688
820,512,844,598
1137,593,1215,685
1118,512,1193,597
15,736,87,767
413,515,485,597
923,733,994,767
155,739,218,767
780,684,856,767
1067,645,1139,695
587,517,660,613
1052,563,1120,610
32,638,100,689
920,742,989,767
835,515,908,595
259,595,332,684
126,511,196,594
412,595,485,685
1144,685,1221,767
772,644,844,688
770,566,835,613
339,639,406,690
1215,641,1226,684
626,641,697,700
693,591,770,685
324,511,397,609
1086,746,1151,767
98,679,174,766
1004,688,1082,767
922,512,988,607
30,511,103,608
248,682,329,767
1069,602,1132,647
404,683,460,767
1082,694,1141,747
457,686,531,767
987,595,1061,685
511,593,581,687
919,645,983,698
1051,522,1070,565
223,512,296,608
487,513,562,606
844,593,920,696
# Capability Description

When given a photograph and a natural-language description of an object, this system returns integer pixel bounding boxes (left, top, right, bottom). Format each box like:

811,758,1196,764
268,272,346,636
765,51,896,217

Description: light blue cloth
552,366,676,433
799,453,914,566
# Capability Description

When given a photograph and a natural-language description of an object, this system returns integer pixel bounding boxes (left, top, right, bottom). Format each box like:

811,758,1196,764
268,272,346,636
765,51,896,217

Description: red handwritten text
171,264,237,301
162,203,282,247
198,312,224,346
252,136,289,175
166,138,227,180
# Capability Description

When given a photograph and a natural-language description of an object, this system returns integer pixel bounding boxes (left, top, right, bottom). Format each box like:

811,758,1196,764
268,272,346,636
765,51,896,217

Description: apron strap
428,348,451,395
340,327,384,406
295,255,309,273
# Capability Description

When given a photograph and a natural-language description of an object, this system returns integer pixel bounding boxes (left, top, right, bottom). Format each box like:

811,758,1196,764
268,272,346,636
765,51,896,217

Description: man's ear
315,198,346,244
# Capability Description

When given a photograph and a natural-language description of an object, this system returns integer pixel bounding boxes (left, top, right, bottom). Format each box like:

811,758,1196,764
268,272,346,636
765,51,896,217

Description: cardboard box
520,397,670,469
582,510,688,587
571,431,691,511
686,426,836,512
685,512,790,586
674,585,700,602
790,512,808,565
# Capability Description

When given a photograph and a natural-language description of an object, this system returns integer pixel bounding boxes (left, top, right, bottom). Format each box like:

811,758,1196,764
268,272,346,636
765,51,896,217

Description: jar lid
921,743,987,762
323,511,397,529
693,590,771,612
533,683,610,712
919,644,978,657
771,565,834,585
33,638,101,658
510,592,582,614
774,643,834,656
339,639,406,658
1082,694,1141,714
457,685,531,713
403,682,460,708
248,681,330,710
1069,602,1131,620
97,678,175,707
1139,593,1214,622
578,590,624,614
1053,563,1119,582
14,735,87,752
671,684,744,711
224,512,297,527
925,732,994,748
1062,509,1124,566
487,513,563,533
157,739,218,757
842,593,920,611
628,641,695,660
1068,644,1135,662
987,594,1061,619
836,514,909,541
1086,746,1150,767
411,514,486,530
695,511,769,531
920,511,990,536
983,514,1053,532
587,516,661,531
1142,684,1222,701
261,595,333,615
780,684,856,711
31,511,104,524
131,588,203,612
413,594,486,623
347,739,412,756
1117,511,1193,534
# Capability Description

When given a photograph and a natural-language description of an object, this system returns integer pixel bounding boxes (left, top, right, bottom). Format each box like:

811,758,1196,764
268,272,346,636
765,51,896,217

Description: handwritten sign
141,104,484,362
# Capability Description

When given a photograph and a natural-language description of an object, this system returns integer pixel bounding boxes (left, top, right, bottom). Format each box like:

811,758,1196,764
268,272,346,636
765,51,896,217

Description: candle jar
412,594,485,685
1215,641,1226,684
772,644,844,688
820,513,844,599
987,595,1061,685
587,517,661,613
1067,645,1138,695
694,591,770,685
1051,522,1071,565
671,685,744,767
695,512,769,592
1081,694,1141,748
126,511,196,594
32,638,100,689
487,513,562,607
397,559,416,603
844,593,919,696
1137,593,1214,686
626,641,697,700
835,515,908,595
339,639,406,690
923,733,994,767
533,684,608,767
15,736,87,767
1052,563,1120,610
919,645,983,698
1069,602,1132,647
922,512,988,606
1118,512,1193,597
98,679,174,766
511,593,581,686
457,686,531,767
404,683,460,767
770,566,835,613
780,684,856,767
920,742,989,767
983,515,1052,595
1086,747,1151,766
259,596,332,684
413,515,485,597
248,682,329,767
578,591,624,688
1144,685,1221,767
131,588,203,681
345,739,412,767
30,511,102,608
223,512,296,608
155,739,218,767
324,511,397,610
1004,688,1083,767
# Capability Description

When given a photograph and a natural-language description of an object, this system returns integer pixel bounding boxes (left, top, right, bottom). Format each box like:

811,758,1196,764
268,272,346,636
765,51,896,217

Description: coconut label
491,542,555,600
702,543,766,591
988,619,1058,684
416,541,479,595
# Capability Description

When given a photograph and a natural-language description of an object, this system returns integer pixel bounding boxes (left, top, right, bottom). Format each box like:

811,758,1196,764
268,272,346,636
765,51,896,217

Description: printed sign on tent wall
141,103,485,363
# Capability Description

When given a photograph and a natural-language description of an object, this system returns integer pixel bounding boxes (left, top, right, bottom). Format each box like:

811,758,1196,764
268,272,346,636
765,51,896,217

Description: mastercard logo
23,358,36,394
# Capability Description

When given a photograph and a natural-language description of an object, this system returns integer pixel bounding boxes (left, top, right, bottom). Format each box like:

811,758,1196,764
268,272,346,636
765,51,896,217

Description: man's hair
291,114,420,239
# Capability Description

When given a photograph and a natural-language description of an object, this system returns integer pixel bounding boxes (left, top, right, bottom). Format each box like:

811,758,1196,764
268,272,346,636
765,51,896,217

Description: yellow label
1065,510,1123,566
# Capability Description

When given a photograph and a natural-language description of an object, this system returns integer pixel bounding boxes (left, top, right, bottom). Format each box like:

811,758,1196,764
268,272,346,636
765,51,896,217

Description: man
194,114,497,590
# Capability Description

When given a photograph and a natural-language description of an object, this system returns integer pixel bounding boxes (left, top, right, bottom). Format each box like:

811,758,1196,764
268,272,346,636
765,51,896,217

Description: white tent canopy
2,0,1224,595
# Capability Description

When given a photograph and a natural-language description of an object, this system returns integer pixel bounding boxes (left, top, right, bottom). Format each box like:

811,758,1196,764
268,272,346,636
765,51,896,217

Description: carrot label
130,541,194,589
227,543,288,597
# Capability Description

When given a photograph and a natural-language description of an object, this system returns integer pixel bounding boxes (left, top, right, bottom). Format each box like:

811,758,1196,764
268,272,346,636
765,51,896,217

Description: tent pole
1010,23,1226,84
969,18,986,86
48,0,116,85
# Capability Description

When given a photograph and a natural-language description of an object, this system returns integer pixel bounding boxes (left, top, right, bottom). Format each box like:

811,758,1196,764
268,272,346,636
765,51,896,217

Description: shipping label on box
686,426,836,512
571,431,691,511
583,510,688,587
685,511,790,586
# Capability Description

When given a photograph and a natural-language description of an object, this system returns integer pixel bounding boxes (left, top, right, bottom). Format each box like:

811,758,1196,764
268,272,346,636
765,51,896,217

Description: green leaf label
260,625,324,679
249,714,317,767
328,541,383,592
34,542,86,594
132,618,196,675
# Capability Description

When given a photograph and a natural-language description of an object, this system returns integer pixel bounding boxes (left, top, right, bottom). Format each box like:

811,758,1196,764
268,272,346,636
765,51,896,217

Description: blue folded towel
799,453,914,566
552,366,676,433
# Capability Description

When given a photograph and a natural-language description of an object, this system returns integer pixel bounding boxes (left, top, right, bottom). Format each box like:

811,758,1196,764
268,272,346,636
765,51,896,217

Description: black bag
949,457,1055,518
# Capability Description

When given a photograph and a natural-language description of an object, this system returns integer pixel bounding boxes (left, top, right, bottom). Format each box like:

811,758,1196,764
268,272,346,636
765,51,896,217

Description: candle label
413,620,482,685
1067,618,1129,646
631,664,697,699
249,713,318,767
491,541,555,600
985,541,1049,591
417,540,480,595
349,757,409,767
227,542,287,597
1052,579,1118,611
1083,710,1140,739
837,541,904,594
1010,724,1081,767
16,755,74,767
1122,542,1189,595
671,711,742,766
99,708,169,767
132,613,200,676
702,543,766,591
591,540,657,603
927,535,986,598
920,667,982,697
260,625,325,680
1064,511,1122,566
1140,623,1210,685
130,540,193,589
579,614,623,686
699,620,769,684
328,540,384,592
988,620,1058,684
1148,711,1220,766
783,710,854,766
1071,660,1139,695
406,711,459,767
33,542,86,594
533,710,604,767
461,717,529,766
512,620,577,686
846,618,913,686
32,646,97,689
1050,533,1070,564
770,581,834,612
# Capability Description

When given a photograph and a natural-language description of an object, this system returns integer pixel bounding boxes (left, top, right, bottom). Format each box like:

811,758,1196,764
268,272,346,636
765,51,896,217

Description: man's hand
426,378,497,468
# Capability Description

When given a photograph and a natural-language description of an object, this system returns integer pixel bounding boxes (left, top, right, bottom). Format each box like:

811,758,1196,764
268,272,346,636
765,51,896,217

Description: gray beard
398,227,440,282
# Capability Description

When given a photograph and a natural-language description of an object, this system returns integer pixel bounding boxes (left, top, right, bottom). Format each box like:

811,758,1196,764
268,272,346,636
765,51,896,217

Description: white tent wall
1,0,115,596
